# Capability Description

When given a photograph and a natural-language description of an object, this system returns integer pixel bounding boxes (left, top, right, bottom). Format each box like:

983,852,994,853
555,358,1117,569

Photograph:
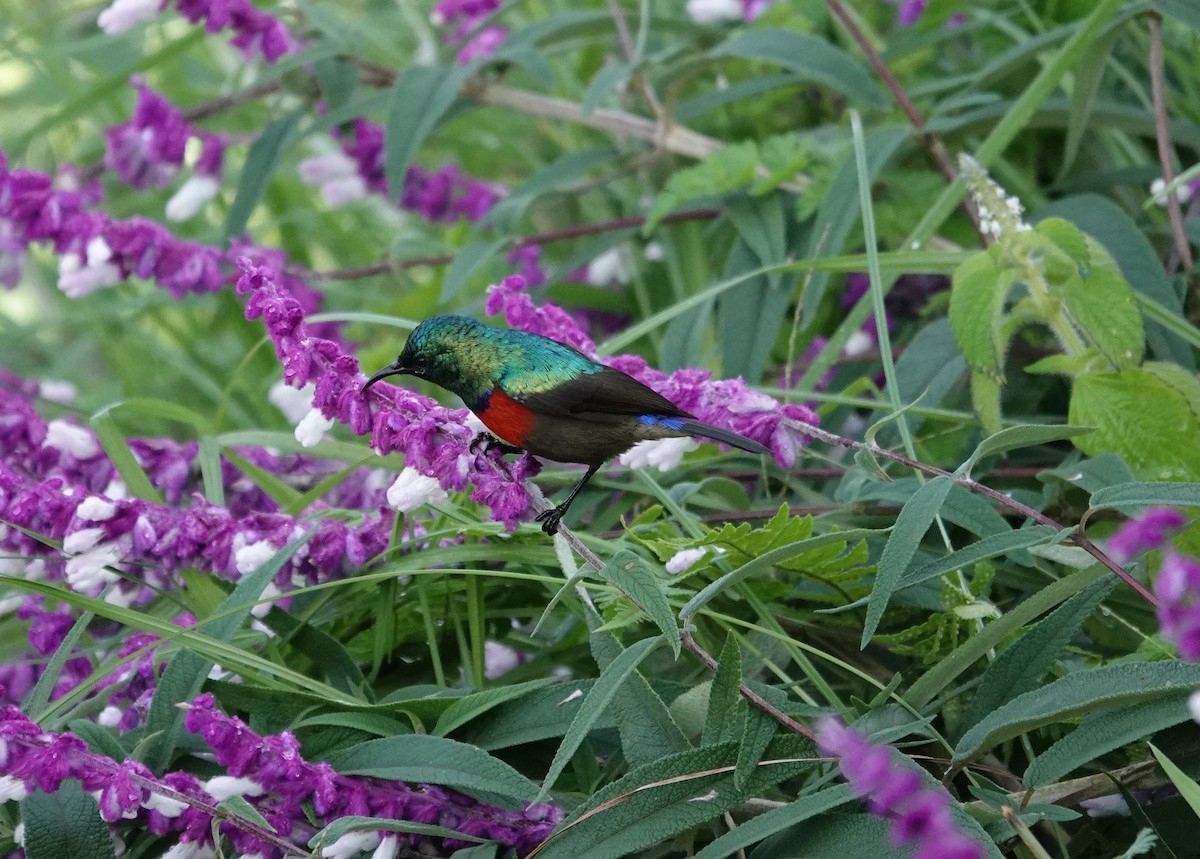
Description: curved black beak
361,360,408,393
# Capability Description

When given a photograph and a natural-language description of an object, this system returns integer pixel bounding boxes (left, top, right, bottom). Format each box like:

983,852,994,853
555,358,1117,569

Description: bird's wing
514,366,692,418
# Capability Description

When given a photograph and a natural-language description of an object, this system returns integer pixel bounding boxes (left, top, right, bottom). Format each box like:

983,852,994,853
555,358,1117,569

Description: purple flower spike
1109,507,1187,564
104,79,191,189
816,717,985,859
1155,553,1200,659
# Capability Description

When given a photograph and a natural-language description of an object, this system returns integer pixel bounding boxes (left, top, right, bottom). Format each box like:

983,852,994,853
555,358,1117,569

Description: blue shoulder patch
640,415,685,430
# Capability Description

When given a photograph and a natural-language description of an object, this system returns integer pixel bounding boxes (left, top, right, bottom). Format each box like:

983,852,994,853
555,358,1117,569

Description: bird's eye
415,356,428,368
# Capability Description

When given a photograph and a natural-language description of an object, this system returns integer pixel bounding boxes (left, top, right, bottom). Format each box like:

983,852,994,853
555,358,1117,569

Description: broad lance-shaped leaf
384,64,472,205
1069,368,1200,481
1090,481,1200,511
326,734,539,809
23,780,116,859
862,476,953,646
598,550,680,658
954,662,1200,765
1024,692,1196,786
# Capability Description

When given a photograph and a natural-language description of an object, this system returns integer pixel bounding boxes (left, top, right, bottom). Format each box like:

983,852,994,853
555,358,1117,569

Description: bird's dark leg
469,431,523,458
535,463,602,535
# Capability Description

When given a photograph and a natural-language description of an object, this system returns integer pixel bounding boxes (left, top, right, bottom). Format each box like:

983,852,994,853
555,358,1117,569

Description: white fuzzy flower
66,542,124,592
160,841,217,859
97,0,162,34
294,407,334,448
45,418,100,458
39,379,77,404
165,174,220,221
1190,689,1200,724
251,582,281,619
643,241,664,261
686,0,742,23
0,775,29,803
618,437,699,471
665,547,709,574
63,527,106,554
483,640,525,679
235,539,278,577
58,239,121,298
321,831,381,859
268,380,315,423
298,151,368,208
386,467,448,512
97,705,123,727
1150,176,1194,207
371,836,399,859
142,791,188,818
586,248,628,285
77,496,117,522
202,776,265,802
842,328,876,358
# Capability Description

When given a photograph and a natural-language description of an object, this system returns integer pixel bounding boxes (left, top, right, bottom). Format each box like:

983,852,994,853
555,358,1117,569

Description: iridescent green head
361,315,504,403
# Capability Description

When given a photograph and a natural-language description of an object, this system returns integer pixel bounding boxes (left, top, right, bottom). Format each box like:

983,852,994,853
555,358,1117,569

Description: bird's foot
469,431,523,458
535,506,566,535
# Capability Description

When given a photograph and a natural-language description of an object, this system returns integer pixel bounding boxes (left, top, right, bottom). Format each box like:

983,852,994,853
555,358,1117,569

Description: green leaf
643,142,757,232
224,112,301,239
1059,29,1119,177
433,677,559,737
217,795,275,832
581,62,631,115
721,194,791,381
1148,742,1200,819
143,532,312,772
953,662,1200,765
309,816,486,852
456,680,602,750
702,634,743,747
90,409,164,505
710,30,885,108
1025,691,1196,786
948,251,1015,378
27,607,94,720
735,707,777,790
863,476,954,646
257,608,368,697
586,613,689,767
970,370,1004,436
221,448,303,510
538,635,664,800
1069,369,1200,481
1090,482,1200,511
441,237,509,302
1060,235,1145,369
961,577,1116,734
598,551,680,658
691,785,854,859
23,780,116,859
325,734,539,809
959,424,1094,476
384,64,472,205
534,736,812,859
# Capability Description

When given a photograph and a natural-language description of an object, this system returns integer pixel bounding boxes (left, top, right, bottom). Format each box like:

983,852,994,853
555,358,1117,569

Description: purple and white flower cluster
816,717,985,859
1108,507,1199,659
98,0,298,63
0,696,560,858
432,0,507,64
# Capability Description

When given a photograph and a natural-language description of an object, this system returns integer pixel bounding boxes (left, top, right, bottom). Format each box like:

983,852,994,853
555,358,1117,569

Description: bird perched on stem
362,315,770,534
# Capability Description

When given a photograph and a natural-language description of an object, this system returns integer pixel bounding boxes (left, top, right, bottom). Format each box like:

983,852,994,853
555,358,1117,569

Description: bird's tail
679,419,772,457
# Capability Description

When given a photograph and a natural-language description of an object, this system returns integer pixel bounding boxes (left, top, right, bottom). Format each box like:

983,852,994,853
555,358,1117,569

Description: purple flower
507,244,547,288
816,717,985,859
1109,507,1187,564
1155,552,1200,659
104,79,191,189
174,0,298,62
457,25,508,63
897,0,927,26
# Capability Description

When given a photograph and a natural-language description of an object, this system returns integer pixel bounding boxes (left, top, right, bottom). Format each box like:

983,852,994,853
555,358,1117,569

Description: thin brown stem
183,80,286,123
825,0,986,242
1148,7,1195,277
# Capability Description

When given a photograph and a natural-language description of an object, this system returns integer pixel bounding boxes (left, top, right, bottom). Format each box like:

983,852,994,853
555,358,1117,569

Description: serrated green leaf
962,577,1116,734
535,736,812,859
735,707,776,790
643,142,758,233
1036,217,1091,271
954,663,1200,765
863,476,954,646
750,134,808,194
1025,691,1195,786
1069,369,1200,481
948,252,1015,377
433,677,559,737
598,551,680,658
702,634,743,747
326,734,538,808
538,635,663,801
384,64,472,205
224,112,301,239
1061,235,1144,369
1143,360,1200,420
23,780,115,859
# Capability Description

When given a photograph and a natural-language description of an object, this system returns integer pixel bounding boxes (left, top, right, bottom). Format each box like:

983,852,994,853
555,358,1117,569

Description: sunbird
361,315,770,534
